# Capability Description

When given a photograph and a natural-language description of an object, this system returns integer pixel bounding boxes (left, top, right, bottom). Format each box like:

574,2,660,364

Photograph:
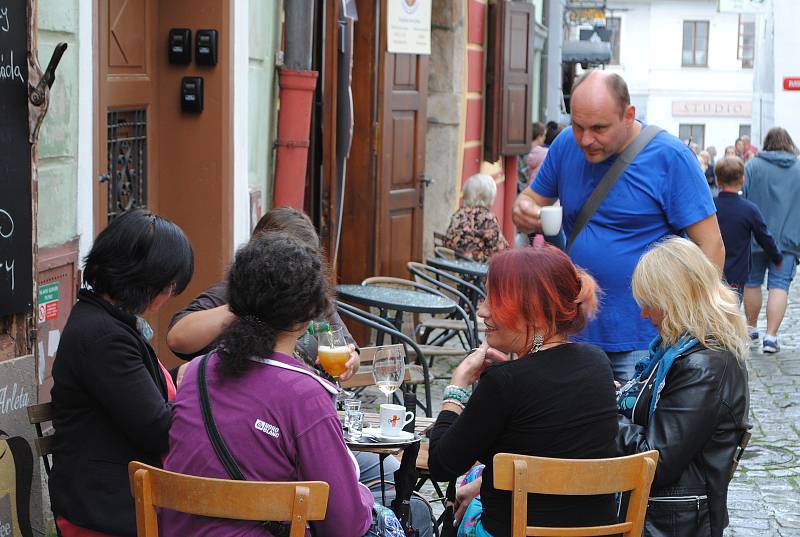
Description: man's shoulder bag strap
566,124,664,253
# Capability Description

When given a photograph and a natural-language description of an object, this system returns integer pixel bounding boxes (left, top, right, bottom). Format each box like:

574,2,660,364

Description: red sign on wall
784,77,800,90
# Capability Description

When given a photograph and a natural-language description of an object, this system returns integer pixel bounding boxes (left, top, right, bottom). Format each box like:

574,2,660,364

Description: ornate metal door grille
105,108,147,221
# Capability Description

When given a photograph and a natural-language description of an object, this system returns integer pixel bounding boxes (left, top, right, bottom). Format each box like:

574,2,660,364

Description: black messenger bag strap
198,353,292,537
198,353,247,480
566,124,664,253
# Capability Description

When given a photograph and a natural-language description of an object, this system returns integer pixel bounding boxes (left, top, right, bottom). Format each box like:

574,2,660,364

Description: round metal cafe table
335,284,457,332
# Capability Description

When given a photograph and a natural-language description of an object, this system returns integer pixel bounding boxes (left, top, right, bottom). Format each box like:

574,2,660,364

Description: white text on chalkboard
0,209,14,291
0,50,24,84
0,7,9,32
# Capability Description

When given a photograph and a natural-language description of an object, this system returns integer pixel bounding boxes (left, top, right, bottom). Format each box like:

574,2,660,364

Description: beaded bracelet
443,385,469,403
441,398,465,410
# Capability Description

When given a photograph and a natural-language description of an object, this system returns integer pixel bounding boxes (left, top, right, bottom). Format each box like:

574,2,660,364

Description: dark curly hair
217,231,331,375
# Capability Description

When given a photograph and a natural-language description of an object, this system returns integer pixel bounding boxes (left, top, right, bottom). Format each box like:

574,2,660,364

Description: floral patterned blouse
443,205,509,263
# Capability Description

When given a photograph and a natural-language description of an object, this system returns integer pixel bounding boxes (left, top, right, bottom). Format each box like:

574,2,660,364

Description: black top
49,290,171,536
428,343,619,536
714,191,782,286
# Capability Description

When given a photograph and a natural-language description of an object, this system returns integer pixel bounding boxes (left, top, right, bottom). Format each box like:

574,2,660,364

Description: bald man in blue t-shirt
513,71,724,382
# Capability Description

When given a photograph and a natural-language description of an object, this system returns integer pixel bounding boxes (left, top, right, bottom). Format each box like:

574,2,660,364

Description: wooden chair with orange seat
493,450,659,537
128,461,329,537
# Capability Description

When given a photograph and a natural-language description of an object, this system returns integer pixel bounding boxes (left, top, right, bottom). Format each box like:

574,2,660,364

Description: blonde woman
616,237,749,537
443,173,509,263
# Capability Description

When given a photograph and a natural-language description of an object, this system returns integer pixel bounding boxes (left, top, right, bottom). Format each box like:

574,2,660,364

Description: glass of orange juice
317,327,352,400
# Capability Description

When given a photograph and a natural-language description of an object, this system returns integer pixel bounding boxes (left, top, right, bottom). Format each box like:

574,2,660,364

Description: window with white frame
679,124,705,150
682,21,709,67
738,15,755,68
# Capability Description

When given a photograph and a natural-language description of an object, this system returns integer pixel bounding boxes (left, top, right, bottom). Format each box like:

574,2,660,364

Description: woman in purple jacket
162,232,401,537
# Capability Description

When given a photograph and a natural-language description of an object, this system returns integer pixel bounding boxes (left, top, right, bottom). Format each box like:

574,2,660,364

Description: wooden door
377,50,428,278
95,0,159,232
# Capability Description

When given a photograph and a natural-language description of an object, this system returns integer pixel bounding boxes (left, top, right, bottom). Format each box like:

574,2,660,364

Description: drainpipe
273,0,318,209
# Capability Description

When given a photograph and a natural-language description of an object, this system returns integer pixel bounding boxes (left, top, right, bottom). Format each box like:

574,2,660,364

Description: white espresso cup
540,206,563,236
379,403,414,437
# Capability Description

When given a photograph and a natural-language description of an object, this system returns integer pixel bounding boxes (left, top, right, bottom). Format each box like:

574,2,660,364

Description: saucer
362,427,415,441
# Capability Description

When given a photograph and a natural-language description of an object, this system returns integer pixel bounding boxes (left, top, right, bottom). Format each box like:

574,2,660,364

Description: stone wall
423,1,465,258
36,0,80,249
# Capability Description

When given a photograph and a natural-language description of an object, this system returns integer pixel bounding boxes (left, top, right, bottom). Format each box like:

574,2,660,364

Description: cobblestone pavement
725,283,800,537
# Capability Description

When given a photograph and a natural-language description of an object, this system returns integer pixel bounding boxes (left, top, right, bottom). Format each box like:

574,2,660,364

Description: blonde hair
462,174,497,208
632,237,748,360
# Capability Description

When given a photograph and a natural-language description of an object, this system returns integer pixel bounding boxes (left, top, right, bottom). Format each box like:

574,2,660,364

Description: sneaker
762,338,780,353
749,329,759,346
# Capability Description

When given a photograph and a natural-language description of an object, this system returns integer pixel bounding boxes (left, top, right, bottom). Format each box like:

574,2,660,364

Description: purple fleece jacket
160,351,373,537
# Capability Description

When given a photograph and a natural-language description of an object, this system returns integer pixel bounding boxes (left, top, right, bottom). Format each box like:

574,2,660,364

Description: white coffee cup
540,206,563,236
379,403,413,437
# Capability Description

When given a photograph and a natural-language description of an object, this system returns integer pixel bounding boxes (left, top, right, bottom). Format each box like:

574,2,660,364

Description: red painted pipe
502,155,518,244
272,68,319,209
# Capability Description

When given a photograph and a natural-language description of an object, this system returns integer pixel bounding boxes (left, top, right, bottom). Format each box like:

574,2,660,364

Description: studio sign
672,100,752,118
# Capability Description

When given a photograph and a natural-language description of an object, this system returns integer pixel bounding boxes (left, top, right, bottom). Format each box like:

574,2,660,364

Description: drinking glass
347,411,364,440
343,399,361,430
317,327,352,402
372,346,405,405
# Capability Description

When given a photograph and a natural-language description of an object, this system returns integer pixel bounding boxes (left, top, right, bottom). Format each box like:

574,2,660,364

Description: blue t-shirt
531,126,716,352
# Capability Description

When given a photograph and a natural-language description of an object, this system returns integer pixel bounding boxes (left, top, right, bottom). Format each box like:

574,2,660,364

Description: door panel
379,51,428,278
96,0,158,231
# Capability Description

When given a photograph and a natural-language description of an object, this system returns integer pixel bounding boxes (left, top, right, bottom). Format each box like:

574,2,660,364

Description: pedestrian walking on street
617,237,749,537
743,127,800,353
713,156,782,302
512,70,724,382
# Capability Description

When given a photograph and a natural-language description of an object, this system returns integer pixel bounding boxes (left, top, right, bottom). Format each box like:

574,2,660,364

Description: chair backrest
493,451,659,537
361,276,439,295
128,461,329,537
407,262,480,346
433,231,447,247
335,301,433,416
27,402,55,475
433,246,456,260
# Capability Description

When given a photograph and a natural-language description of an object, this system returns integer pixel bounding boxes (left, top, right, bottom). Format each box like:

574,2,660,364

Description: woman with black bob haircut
49,209,194,537
163,232,403,537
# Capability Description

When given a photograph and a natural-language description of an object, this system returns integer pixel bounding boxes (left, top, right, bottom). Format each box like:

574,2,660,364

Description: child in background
714,156,782,305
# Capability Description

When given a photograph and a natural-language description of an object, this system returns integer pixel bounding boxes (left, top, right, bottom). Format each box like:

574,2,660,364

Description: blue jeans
606,349,649,383
746,252,797,291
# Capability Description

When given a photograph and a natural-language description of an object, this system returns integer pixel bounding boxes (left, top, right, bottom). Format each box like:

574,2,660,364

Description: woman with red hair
427,245,619,537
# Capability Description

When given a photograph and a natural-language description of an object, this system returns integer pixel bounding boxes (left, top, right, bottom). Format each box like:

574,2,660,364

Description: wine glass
317,327,352,401
372,346,405,405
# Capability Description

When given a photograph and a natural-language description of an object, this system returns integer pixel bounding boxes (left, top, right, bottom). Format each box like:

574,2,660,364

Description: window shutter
485,0,536,161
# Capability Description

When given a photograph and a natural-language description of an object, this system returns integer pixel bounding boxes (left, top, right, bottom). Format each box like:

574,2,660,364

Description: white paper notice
47,329,60,357
387,0,432,55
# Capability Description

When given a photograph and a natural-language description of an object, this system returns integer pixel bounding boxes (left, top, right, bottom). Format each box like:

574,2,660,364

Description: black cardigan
428,343,619,536
49,290,171,536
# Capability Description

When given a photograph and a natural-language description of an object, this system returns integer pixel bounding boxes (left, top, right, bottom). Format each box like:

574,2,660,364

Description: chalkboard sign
0,0,33,316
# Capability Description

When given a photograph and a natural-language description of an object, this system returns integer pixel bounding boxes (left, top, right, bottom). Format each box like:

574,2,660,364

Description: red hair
486,245,599,340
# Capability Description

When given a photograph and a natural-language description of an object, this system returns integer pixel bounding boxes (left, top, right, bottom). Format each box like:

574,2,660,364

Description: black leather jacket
617,344,749,537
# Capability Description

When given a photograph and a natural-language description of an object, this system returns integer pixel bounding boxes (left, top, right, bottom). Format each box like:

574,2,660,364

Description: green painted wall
36,0,80,248
248,0,282,210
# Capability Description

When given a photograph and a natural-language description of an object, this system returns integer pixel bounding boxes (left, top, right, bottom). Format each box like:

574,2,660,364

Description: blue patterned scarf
617,334,699,423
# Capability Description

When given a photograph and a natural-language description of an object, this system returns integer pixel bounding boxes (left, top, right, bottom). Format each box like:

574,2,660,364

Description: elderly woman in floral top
443,173,509,263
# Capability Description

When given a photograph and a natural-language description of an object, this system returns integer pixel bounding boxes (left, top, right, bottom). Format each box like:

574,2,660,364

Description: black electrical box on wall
181,77,204,113
168,28,192,64
195,29,218,66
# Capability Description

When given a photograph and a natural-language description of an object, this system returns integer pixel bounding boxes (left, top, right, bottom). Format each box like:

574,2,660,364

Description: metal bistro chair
493,450,659,537
336,300,434,417
407,262,484,355
434,245,473,262
128,461,329,537
360,277,474,362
